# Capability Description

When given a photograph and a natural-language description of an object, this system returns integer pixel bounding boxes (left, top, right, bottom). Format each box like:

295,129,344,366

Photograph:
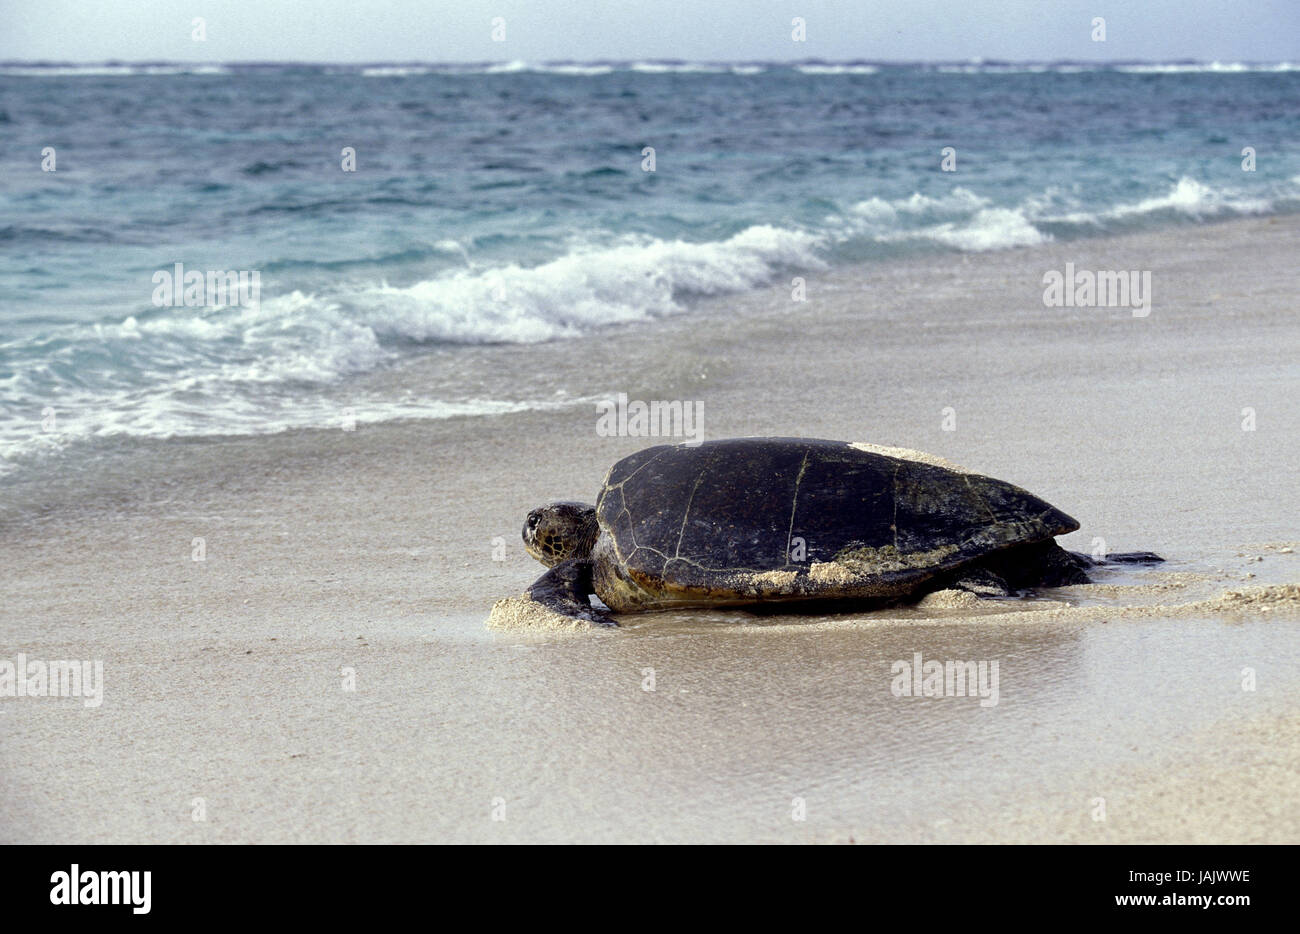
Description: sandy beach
2,213,1298,844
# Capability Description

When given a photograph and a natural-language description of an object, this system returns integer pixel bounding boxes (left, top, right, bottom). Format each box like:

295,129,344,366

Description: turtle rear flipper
527,559,618,627
1093,551,1165,565
1066,549,1165,570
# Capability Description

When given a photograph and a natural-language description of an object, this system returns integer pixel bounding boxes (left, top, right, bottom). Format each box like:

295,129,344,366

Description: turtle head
523,501,599,567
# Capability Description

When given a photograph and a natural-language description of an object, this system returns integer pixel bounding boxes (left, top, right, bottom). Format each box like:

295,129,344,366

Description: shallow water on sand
442,604,1300,842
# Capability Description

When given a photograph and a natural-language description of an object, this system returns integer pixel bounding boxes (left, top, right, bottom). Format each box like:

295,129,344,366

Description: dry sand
2,214,1298,843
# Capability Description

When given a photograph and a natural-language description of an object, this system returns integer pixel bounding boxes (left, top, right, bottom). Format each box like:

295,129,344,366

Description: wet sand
2,214,1298,843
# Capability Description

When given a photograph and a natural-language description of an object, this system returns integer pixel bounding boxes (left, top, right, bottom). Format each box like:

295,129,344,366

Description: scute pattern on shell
593,438,1078,607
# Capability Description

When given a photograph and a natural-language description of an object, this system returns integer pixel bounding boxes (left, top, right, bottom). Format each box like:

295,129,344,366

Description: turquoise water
1,61,1298,468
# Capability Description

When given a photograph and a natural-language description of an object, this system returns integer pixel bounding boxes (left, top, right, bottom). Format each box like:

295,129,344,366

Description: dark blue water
2,61,1298,468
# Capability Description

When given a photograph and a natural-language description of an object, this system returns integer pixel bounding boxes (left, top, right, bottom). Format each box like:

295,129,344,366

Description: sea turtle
515,437,1160,626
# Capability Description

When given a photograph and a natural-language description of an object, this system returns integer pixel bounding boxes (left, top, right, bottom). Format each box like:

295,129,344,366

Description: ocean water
2,61,1299,473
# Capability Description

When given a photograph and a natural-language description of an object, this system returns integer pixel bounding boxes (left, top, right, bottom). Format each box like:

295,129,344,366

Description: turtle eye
526,513,540,530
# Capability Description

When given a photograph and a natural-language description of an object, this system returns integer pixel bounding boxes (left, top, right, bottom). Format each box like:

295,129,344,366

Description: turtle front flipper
527,559,618,627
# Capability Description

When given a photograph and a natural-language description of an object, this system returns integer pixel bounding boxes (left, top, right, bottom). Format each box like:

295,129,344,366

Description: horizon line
2,57,1296,67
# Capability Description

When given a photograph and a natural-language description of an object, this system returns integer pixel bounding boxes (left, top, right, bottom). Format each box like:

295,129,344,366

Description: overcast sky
2,1,1297,63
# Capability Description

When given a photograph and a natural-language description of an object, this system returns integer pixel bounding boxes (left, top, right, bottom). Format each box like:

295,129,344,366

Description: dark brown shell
594,438,1078,604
